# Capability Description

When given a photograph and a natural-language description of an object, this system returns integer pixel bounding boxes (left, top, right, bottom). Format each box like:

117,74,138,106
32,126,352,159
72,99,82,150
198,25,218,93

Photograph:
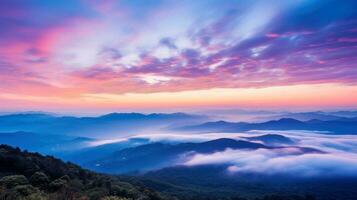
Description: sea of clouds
90,130,357,177
181,130,357,177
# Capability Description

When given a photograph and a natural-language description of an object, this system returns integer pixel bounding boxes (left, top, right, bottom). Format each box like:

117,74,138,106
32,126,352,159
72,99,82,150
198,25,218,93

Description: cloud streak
184,148,357,177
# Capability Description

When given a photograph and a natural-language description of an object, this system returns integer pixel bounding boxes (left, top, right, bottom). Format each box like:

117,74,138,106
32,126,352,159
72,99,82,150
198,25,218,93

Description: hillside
0,144,323,200
0,144,170,200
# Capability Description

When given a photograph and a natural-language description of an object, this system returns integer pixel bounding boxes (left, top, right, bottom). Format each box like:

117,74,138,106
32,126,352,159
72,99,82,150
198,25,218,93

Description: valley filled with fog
1,111,357,199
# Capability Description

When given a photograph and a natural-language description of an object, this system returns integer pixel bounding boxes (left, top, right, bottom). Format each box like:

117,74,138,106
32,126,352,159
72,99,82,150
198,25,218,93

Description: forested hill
0,144,170,200
0,144,319,200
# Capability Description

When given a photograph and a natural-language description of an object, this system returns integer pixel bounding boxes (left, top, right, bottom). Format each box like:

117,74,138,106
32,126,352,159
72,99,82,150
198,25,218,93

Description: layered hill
86,138,320,174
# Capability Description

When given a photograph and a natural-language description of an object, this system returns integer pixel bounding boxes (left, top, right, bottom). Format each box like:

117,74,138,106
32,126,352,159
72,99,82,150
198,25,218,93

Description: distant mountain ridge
263,112,345,121
177,117,357,134
0,112,207,137
0,131,94,155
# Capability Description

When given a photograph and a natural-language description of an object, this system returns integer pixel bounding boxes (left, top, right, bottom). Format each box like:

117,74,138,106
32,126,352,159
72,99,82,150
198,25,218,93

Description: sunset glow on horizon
1,0,357,112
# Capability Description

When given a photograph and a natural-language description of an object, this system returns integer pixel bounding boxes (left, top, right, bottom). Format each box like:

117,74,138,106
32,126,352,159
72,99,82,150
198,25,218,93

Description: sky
1,0,357,113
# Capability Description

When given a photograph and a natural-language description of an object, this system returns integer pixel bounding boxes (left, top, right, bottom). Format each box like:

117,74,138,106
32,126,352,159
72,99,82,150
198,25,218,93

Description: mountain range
0,112,207,138
177,117,357,134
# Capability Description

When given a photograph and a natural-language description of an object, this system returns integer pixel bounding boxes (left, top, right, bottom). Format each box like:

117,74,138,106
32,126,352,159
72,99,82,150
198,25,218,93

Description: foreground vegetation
0,144,169,200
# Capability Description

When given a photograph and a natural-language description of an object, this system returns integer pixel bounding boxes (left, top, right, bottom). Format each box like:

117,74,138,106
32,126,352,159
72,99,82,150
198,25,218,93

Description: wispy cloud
0,0,357,110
